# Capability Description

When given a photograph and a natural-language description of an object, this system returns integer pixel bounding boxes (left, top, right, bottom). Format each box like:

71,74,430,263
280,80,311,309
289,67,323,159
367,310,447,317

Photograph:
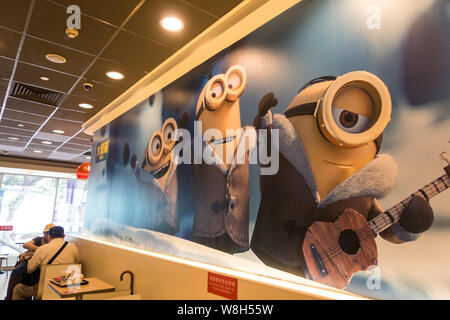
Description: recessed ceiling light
79,103,94,109
42,141,52,145
8,137,19,141
160,16,184,32
45,53,67,64
106,71,125,80
53,129,65,134
18,124,24,127
40,76,50,81
65,27,79,39
33,150,43,154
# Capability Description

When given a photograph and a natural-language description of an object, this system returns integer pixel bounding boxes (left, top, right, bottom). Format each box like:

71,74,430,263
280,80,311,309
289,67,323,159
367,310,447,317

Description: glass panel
0,174,56,251
53,179,88,234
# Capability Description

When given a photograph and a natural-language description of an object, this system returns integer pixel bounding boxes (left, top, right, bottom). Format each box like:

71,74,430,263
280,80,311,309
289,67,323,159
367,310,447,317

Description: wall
69,235,361,300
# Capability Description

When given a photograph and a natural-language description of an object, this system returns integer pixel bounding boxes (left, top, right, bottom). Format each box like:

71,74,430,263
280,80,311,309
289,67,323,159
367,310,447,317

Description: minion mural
192,65,257,254
251,71,436,289
134,114,190,234
83,0,450,299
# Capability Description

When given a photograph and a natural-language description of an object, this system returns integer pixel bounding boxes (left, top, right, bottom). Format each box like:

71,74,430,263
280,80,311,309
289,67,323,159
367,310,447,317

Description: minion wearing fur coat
250,71,434,278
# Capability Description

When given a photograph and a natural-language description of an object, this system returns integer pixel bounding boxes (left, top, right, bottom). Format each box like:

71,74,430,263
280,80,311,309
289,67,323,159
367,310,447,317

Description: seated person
22,223,55,253
4,223,55,300
12,226,79,300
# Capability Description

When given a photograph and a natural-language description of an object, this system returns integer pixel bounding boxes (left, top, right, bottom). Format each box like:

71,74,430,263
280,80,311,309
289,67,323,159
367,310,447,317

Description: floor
0,255,17,300
0,268,10,299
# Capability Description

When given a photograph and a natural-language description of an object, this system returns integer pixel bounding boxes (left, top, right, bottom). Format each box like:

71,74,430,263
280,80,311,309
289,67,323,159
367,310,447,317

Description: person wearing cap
4,223,55,300
250,71,434,279
23,223,55,252
12,226,79,300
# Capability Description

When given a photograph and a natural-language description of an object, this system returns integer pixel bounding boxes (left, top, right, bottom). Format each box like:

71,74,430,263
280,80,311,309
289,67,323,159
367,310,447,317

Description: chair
35,263,82,300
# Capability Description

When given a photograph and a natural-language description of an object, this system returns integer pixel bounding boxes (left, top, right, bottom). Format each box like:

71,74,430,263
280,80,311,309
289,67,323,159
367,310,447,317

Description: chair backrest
36,263,82,300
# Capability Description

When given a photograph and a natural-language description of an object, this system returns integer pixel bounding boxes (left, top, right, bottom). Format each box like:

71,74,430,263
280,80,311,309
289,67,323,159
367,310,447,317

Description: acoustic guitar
302,152,450,289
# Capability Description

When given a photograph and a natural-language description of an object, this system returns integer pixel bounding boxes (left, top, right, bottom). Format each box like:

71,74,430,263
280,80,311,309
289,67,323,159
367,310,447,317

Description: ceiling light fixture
18,124,24,127
65,28,79,39
33,150,43,154
40,76,50,81
160,16,184,32
79,103,94,109
53,129,65,134
42,141,53,145
106,71,125,80
8,137,19,141
45,53,67,64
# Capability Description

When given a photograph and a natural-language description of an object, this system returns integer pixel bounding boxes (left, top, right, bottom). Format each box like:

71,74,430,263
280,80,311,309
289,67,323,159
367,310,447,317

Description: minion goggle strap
285,71,392,149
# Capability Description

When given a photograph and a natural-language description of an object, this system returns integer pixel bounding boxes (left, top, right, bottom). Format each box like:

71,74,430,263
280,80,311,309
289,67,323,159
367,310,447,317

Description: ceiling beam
0,155,79,172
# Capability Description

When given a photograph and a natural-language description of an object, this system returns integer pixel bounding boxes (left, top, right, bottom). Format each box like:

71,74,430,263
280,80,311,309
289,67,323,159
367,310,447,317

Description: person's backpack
20,241,68,286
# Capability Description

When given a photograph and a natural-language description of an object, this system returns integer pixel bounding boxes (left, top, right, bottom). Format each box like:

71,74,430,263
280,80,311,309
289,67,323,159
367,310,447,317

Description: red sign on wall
0,226,13,231
207,272,238,300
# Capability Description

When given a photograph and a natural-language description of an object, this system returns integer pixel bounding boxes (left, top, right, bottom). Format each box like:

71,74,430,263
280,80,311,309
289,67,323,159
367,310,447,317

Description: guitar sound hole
338,229,360,255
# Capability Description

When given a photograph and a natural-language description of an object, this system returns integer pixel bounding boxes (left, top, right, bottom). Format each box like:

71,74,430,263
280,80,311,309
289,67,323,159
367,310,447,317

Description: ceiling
0,0,243,165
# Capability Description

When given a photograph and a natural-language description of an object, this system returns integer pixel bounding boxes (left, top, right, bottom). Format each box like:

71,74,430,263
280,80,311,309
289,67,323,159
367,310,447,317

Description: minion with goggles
192,65,257,253
250,71,434,276
133,114,189,234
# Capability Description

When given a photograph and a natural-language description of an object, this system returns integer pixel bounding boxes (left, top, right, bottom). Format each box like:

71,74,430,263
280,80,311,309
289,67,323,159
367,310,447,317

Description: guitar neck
369,173,450,234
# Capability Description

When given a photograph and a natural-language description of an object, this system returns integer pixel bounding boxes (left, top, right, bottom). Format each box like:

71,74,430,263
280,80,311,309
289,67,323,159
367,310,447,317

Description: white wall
68,235,363,300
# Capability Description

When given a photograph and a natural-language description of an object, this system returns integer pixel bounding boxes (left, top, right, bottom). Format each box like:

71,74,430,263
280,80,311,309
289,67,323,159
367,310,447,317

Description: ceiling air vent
10,82,63,106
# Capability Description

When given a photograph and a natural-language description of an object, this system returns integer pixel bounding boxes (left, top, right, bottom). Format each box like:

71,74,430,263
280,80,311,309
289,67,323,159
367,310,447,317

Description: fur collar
271,113,398,207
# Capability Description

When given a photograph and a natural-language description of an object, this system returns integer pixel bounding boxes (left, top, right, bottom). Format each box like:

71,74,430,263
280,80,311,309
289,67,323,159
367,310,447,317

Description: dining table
47,277,115,300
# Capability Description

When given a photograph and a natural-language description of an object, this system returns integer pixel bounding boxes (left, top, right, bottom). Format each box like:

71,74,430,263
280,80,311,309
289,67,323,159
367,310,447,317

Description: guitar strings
318,225,374,260
315,233,373,264
314,228,375,263
319,182,438,258
308,176,450,266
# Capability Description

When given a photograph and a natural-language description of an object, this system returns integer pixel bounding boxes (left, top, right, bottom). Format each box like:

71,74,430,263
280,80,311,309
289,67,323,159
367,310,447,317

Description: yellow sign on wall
95,140,109,163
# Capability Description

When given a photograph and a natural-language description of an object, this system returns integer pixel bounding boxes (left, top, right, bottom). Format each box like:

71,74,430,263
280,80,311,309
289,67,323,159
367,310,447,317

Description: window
0,173,87,249
53,178,88,234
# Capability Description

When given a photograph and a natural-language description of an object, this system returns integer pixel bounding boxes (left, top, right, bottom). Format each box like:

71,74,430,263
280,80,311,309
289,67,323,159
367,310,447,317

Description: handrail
0,238,25,253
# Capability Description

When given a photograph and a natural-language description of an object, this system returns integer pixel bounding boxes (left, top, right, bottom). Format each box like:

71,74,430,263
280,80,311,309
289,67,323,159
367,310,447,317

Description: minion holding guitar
251,71,445,289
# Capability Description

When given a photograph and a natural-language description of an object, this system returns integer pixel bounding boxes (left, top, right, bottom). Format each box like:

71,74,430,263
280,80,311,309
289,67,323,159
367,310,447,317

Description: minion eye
151,136,162,156
332,107,371,134
163,123,175,143
227,73,241,90
210,81,224,99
